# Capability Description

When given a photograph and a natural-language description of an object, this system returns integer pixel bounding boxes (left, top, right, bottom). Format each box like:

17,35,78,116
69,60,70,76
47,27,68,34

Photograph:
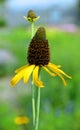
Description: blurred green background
0,0,80,130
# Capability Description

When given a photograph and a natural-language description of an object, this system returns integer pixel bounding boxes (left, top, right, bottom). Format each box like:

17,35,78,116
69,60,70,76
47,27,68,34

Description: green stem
35,87,40,130
31,23,34,38
31,22,41,130
31,82,36,126
31,22,35,127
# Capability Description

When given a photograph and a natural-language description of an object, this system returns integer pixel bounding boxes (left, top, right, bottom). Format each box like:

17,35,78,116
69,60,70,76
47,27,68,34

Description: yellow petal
49,63,71,79
49,62,61,68
42,66,56,76
57,65,61,68
50,63,72,79
23,65,35,83
57,69,72,79
15,64,29,73
10,70,24,87
33,66,44,87
48,62,68,86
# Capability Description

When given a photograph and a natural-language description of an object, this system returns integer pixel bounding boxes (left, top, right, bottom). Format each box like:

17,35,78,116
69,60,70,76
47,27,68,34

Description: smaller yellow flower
23,10,40,23
14,116,30,125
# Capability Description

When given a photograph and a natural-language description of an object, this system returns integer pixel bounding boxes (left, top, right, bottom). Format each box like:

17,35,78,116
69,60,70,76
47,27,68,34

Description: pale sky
7,0,76,10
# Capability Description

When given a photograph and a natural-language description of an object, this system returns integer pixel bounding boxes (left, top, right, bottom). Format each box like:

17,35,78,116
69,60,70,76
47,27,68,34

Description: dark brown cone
27,10,37,19
27,27,50,66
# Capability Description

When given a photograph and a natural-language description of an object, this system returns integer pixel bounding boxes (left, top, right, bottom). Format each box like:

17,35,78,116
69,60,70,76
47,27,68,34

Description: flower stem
35,87,40,130
31,82,36,126
31,22,35,127
31,23,34,38
31,22,41,130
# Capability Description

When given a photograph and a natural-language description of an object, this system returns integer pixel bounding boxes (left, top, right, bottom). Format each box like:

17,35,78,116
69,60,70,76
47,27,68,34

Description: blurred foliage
0,19,6,27
0,27,80,130
0,0,5,3
0,63,7,76
77,0,80,24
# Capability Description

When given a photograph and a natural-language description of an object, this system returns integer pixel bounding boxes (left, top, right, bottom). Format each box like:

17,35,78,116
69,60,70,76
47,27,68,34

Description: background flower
14,116,30,125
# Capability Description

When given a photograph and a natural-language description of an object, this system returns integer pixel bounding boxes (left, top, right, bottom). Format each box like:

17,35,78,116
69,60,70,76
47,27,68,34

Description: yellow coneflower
14,116,30,125
24,10,40,23
10,27,71,87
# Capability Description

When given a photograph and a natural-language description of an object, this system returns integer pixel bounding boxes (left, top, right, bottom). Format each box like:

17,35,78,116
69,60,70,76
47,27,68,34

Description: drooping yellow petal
49,62,71,78
10,70,24,87
57,65,61,68
42,66,56,76
15,64,29,73
11,65,35,87
57,69,72,79
23,65,35,83
48,62,70,86
33,66,44,87
49,62,61,68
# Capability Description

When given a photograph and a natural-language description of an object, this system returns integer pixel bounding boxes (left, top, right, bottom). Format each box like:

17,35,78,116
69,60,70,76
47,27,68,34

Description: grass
0,26,80,130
